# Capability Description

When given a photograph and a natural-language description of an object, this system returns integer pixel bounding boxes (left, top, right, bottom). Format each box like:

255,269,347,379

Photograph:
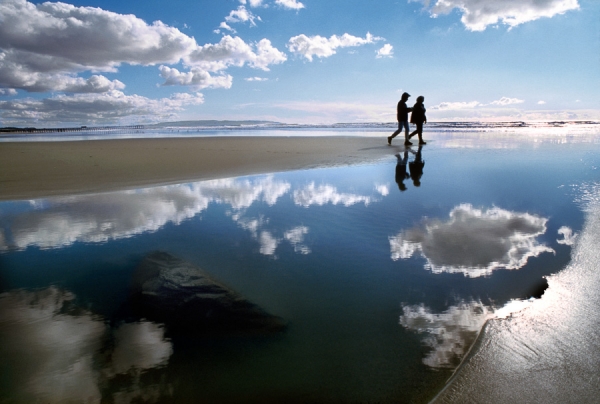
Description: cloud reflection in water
400,301,494,368
0,287,172,403
284,225,311,254
1,174,376,257
389,204,554,277
557,226,578,245
293,182,372,207
400,297,542,369
1,175,291,251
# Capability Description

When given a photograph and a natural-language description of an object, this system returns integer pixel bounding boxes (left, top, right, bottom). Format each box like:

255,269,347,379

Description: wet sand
0,136,392,200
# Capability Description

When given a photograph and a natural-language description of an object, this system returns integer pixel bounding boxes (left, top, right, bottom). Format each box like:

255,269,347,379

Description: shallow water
1,137,599,403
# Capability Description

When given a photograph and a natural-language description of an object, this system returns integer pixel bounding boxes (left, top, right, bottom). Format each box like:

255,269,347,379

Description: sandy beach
0,136,392,201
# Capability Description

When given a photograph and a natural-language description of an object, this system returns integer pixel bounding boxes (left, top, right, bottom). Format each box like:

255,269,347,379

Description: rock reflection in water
0,287,172,403
389,204,554,277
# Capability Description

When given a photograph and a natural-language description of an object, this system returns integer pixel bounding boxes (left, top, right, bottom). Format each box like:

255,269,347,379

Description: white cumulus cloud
0,0,287,98
287,33,380,61
159,66,233,90
215,21,236,34
431,101,481,110
225,6,260,26
0,52,127,94
186,35,287,72
431,97,525,111
240,0,265,6
0,0,197,93
163,36,286,90
389,204,554,277
239,0,302,8
0,88,17,96
275,0,305,10
376,44,394,58
422,0,580,31
490,96,525,106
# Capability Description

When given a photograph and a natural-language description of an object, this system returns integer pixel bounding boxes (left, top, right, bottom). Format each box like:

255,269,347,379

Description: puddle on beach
0,140,598,403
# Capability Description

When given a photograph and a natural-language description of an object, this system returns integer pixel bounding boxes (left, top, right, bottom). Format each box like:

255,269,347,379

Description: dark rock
130,251,286,336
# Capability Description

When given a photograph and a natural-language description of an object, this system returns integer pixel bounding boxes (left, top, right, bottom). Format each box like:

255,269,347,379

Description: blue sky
0,0,597,126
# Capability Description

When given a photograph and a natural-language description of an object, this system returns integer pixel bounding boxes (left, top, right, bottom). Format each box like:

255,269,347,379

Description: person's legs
409,125,418,139
388,122,403,144
416,122,426,144
409,123,423,139
401,120,411,143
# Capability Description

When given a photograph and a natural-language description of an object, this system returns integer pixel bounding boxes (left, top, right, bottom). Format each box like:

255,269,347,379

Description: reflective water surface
1,138,598,403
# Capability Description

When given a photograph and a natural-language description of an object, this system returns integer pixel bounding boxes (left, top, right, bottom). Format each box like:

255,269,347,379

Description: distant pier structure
0,125,145,134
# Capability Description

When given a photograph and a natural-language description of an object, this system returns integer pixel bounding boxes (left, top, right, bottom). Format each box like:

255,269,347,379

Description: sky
0,0,598,126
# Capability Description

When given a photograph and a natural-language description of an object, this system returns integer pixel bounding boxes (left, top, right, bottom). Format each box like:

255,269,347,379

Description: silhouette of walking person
408,96,427,145
408,144,425,186
388,92,413,146
395,150,410,191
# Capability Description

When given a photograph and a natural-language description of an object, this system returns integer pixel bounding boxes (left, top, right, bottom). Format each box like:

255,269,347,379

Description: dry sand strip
0,136,395,201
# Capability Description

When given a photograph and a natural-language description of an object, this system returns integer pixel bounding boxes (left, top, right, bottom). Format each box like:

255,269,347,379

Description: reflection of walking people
388,92,413,146
408,96,427,145
409,145,425,186
395,151,410,191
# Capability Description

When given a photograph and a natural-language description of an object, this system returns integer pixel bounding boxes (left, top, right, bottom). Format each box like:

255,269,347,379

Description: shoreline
0,136,395,201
